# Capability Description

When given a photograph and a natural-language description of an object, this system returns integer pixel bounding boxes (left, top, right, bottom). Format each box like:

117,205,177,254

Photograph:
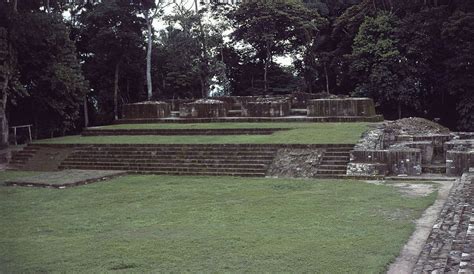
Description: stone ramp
9,145,73,171
82,128,289,136
4,169,126,188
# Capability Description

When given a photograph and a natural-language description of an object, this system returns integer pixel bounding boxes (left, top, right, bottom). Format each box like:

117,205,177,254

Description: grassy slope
36,122,371,144
0,174,436,272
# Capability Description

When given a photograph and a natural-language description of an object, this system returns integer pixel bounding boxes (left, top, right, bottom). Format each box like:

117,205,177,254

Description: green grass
36,122,371,144
0,174,436,272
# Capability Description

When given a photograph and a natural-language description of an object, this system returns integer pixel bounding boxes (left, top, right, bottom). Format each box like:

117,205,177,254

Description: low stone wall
307,97,376,117
347,149,422,176
122,101,171,119
289,92,328,108
446,150,474,176
241,99,291,117
163,99,194,111
179,99,228,118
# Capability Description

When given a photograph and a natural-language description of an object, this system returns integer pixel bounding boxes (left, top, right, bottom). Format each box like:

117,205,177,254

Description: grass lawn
35,122,371,144
0,173,436,272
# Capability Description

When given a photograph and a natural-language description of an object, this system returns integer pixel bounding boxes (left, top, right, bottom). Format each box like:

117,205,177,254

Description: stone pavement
414,173,473,273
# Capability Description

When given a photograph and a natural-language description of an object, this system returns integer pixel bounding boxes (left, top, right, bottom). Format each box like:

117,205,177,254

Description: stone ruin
124,94,382,120
122,101,171,119
179,99,228,118
307,97,377,117
241,98,291,117
347,118,474,177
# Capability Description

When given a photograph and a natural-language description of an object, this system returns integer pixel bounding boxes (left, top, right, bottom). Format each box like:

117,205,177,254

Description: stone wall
179,99,228,118
122,101,171,119
307,97,376,117
241,99,291,117
446,150,474,176
347,149,422,176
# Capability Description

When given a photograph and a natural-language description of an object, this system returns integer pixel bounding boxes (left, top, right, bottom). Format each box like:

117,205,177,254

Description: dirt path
386,180,455,274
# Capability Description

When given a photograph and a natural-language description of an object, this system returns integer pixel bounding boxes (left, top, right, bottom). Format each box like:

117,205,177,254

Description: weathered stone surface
241,99,291,117
288,92,329,108
267,148,324,178
414,173,473,273
122,101,171,119
307,97,376,117
179,99,228,118
349,149,422,176
446,150,474,176
346,162,388,176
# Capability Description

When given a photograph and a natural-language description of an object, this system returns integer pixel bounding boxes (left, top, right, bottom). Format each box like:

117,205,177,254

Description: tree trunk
194,0,209,98
324,62,330,94
13,0,18,13
145,12,153,101
0,77,9,147
83,95,89,128
264,40,271,94
114,62,120,120
46,0,50,13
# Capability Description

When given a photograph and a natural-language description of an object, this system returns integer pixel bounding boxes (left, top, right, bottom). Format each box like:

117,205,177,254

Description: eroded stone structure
241,99,291,117
307,97,376,117
122,101,171,119
179,99,228,118
347,118,474,177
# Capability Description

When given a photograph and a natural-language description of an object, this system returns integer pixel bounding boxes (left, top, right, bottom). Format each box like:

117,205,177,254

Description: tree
79,0,145,120
441,11,474,130
8,11,89,137
229,1,326,94
348,12,420,119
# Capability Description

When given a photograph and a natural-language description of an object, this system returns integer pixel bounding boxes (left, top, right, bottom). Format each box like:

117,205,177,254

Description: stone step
323,152,351,156
70,147,278,153
321,155,350,159
69,151,276,158
62,158,272,164
131,170,266,177
316,169,347,175
59,165,266,173
60,162,268,169
319,160,349,165
70,152,276,158
64,157,275,163
318,165,348,170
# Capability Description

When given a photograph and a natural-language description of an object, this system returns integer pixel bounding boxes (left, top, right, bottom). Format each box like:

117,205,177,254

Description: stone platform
115,115,384,124
4,169,126,188
82,128,289,136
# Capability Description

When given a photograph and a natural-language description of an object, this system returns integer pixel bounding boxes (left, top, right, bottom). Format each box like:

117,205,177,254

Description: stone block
307,97,377,117
349,149,422,176
446,150,474,176
241,99,291,117
122,101,171,119
179,99,228,118
346,162,388,176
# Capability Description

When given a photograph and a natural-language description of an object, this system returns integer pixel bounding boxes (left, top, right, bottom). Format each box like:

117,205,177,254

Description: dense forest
0,0,473,142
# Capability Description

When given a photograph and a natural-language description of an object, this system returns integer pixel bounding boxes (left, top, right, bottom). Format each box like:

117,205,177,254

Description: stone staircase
59,144,278,177
316,146,353,176
8,145,41,169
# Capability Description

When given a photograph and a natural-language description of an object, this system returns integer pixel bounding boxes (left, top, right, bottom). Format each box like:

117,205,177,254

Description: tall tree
79,0,145,120
229,1,326,94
